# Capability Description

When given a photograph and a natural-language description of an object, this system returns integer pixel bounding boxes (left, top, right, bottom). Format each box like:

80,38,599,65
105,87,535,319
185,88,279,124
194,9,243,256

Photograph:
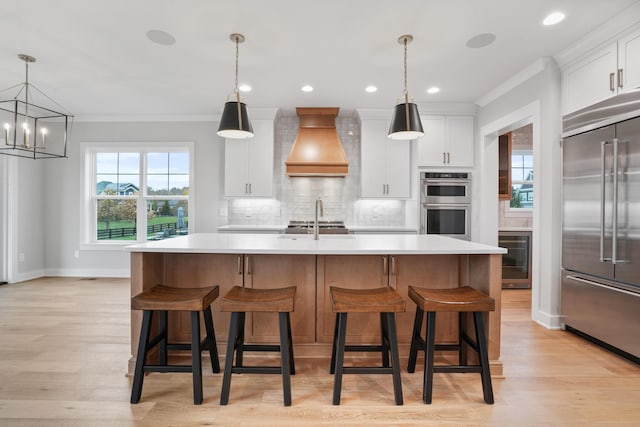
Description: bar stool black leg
329,313,340,374
423,311,436,404
235,312,246,368
285,312,295,375
220,312,240,405
385,312,403,405
159,310,168,365
203,306,220,373
278,312,292,406
332,312,348,405
473,312,494,404
380,312,390,368
190,311,203,404
459,312,468,366
407,308,424,373
131,310,153,404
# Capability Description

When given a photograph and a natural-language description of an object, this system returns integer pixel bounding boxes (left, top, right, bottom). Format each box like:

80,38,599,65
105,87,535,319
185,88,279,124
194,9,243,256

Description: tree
160,200,171,216
510,187,521,208
97,189,120,229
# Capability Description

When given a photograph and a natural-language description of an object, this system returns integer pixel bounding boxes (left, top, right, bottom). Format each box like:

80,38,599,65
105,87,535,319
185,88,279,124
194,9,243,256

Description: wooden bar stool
407,286,495,404
329,286,405,405
130,285,221,405
220,285,296,406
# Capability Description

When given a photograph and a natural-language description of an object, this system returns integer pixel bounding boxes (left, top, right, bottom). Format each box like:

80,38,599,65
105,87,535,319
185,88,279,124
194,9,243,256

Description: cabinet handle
249,183,252,194
237,255,243,275
618,68,623,89
447,152,450,164
382,184,386,195
443,152,446,164
245,255,251,275
610,72,615,92
245,183,248,194
390,256,397,276
382,256,388,275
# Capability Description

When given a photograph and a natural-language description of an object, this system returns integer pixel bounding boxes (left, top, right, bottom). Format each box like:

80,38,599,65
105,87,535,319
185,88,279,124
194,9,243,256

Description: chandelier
0,54,73,159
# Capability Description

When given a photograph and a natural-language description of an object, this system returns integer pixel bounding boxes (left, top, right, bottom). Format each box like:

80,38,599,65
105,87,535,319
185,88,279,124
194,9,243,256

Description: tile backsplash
226,112,406,226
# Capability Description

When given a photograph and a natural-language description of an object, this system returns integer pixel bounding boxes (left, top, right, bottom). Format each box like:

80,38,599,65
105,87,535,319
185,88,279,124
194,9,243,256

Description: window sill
79,242,137,252
504,208,533,218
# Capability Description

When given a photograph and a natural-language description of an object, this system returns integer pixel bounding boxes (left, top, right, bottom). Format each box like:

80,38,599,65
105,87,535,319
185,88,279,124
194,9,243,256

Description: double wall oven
420,172,471,240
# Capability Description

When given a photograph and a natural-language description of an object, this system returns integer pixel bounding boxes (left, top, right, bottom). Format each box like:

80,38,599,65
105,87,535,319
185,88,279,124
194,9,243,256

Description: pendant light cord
403,37,410,131
234,35,242,130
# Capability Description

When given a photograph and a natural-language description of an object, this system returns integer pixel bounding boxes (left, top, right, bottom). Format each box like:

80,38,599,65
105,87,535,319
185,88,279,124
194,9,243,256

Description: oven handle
421,180,470,185
422,203,471,208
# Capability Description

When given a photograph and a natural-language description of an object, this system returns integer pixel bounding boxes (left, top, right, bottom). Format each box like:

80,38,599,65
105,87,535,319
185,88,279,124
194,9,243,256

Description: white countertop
217,225,284,232
126,233,506,255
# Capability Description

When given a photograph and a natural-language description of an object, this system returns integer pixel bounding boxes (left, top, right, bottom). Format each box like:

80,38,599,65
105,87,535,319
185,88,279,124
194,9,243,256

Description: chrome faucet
314,198,324,240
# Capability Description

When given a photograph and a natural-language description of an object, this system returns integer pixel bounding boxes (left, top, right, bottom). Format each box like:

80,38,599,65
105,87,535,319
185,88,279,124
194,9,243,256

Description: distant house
519,183,533,208
96,181,139,196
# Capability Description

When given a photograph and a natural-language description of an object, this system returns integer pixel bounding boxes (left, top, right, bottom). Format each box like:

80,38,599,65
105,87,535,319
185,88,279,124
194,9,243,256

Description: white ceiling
0,0,638,118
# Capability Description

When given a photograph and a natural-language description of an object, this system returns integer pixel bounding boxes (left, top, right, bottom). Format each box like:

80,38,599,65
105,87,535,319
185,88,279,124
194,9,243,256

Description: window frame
508,149,534,213
81,141,195,250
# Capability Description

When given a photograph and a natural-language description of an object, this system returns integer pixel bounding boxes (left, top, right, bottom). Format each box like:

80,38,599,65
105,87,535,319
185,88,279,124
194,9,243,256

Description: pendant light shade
217,33,254,139
389,102,423,140
218,99,253,138
388,34,424,140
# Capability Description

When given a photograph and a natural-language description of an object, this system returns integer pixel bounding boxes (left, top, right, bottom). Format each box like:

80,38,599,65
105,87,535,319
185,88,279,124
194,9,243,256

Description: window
510,150,533,209
83,142,193,246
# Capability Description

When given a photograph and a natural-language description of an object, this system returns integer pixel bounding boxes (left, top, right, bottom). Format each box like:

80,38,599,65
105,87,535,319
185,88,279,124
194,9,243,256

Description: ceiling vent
285,107,348,176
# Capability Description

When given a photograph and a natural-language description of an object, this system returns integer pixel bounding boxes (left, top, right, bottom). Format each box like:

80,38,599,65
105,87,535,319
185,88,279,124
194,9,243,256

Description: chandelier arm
0,83,26,96
28,84,73,115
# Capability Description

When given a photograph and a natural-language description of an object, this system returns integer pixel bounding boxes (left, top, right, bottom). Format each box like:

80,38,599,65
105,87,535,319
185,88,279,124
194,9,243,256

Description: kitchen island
127,233,506,375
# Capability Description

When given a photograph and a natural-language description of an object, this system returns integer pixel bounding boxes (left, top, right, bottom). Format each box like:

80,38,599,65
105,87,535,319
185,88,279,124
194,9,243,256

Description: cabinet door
243,254,316,344
385,136,411,198
163,253,244,344
390,255,462,345
224,140,249,197
618,28,640,94
317,255,389,344
418,116,447,166
245,119,274,197
360,119,387,197
447,116,475,167
224,119,274,197
562,43,617,114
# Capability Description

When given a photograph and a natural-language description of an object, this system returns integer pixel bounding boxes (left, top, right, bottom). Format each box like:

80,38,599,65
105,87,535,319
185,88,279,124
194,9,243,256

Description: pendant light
388,34,424,140
217,33,254,139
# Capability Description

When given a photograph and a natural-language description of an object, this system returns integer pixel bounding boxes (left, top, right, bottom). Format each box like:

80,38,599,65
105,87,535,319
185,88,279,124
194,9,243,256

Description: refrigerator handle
612,138,619,264
600,141,610,262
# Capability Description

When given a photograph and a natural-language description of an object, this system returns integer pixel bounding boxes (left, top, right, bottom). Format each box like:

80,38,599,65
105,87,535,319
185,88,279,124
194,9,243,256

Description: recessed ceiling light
239,84,252,92
301,85,314,92
427,87,440,94
466,33,496,49
543,11,566,26
146,30,176,46
365,85,378,93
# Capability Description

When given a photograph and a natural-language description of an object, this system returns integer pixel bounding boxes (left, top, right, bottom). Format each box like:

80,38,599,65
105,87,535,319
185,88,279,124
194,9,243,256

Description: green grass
98,216,188,230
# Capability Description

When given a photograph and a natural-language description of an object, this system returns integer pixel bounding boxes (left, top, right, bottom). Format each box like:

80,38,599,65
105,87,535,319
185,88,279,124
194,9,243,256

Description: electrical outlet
74,250,80,259
19,253,24,262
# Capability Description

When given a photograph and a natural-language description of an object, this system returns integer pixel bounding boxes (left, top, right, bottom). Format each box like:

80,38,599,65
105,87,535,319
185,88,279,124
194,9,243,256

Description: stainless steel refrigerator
562,90,640,363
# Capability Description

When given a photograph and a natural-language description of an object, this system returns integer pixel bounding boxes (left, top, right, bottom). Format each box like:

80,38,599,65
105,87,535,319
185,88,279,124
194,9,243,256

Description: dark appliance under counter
499,230,532,289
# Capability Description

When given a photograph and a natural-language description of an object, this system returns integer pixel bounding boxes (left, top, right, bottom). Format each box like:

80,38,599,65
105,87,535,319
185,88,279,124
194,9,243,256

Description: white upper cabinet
418,115,474,167
562,26,640,114
224,119,274,197
360,119,410,198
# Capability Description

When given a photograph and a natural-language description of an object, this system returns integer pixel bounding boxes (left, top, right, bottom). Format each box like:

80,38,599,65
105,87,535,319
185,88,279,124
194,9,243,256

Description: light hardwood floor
0,277,638,426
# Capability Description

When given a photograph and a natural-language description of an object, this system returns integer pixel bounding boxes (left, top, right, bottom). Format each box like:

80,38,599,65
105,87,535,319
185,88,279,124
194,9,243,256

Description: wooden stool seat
220,286,297,407
220,286,295,313
130,285,220,405
132,285,219,312
408,286,495,312
329,286,405,405
330,286,406,313
407,285,495,404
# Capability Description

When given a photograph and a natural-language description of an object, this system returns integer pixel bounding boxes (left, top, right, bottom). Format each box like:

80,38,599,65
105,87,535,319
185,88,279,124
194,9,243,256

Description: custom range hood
285,107,348,176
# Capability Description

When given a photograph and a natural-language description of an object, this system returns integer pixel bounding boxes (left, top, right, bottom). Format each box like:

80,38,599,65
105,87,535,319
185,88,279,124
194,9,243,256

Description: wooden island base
130,251,503,377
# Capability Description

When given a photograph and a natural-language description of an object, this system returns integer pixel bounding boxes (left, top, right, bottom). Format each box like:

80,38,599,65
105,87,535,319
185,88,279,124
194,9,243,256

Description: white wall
42,120,224,278
477,58,563,329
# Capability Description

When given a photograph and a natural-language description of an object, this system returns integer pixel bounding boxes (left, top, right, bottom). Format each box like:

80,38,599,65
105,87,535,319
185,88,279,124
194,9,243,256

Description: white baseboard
11,269,46,283
43,268,131,278
533,309,563,330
